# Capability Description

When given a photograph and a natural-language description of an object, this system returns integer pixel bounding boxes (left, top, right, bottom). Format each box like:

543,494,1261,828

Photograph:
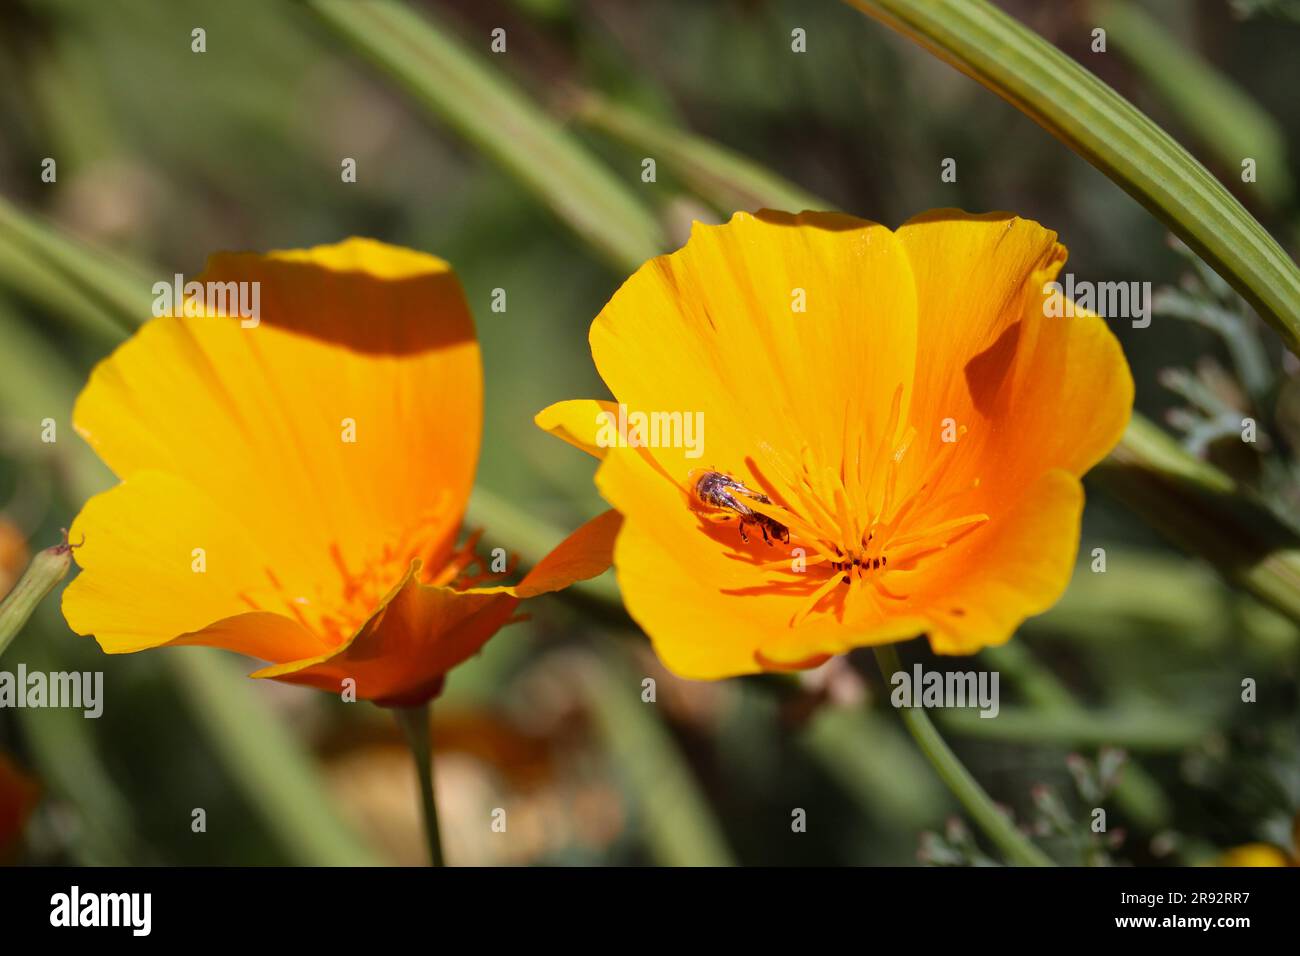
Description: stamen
789,569,848,626
886,512,989,551
702,387,991,626
245,502,495,647
879,425,916,524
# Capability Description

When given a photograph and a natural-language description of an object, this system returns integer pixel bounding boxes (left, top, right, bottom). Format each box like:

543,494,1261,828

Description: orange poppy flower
0,516,29,598
537,210,1132,679
62,238,617,706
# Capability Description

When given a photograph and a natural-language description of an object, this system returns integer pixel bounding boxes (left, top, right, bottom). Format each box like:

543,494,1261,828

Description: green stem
0,542,72,659
394,702,445,867
873,644,1053,867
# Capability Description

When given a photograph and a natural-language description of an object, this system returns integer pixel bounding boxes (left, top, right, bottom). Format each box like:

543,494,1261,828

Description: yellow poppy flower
62,238,617,706
1215,811,1300,866
1215,843,1294,867
537,210,1133,679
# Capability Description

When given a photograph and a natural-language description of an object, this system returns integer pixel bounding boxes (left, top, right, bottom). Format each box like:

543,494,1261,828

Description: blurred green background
0,0,1298,865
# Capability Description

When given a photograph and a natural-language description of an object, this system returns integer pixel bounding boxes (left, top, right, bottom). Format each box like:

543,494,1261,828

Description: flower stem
0,542,72,660
394,702,445,867
873,644,1053,867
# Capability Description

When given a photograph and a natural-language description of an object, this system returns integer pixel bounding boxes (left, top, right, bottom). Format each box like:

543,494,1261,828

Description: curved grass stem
873,644,1054,867
842,0,1300,353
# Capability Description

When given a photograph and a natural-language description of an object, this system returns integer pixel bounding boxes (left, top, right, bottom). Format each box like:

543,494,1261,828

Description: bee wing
731,479,771,504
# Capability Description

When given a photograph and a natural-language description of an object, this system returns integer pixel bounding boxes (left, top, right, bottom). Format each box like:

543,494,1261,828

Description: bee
689,469,790,545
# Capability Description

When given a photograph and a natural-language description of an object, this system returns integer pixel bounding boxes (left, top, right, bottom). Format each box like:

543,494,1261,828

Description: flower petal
589,210,918,496
534,399,619,460
893,210,1130,494
985,267,1134,485
72,238,481,594
886,211,1130,654
515,508,622,597
252,509,622,704
897,209,1067,432
62,470,329,659
911,469,1085,655
252,566,519,706
893,211,1062,487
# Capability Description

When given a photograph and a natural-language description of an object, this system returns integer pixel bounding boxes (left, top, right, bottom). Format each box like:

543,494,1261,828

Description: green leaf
0,238,128,345
574,91,827,214
938,706,1215,751
843,0,1300,353
1095,416,1300,626
304,0,665,274
801,704,948,828
0,195,152,337
0,304,113,502
168,650,385,866
1094,0,1292,209
581,647,737,866
19,633,139,864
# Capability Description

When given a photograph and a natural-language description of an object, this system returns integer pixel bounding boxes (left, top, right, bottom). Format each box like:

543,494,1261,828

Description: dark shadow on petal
194,242,476,356
964,319,1021,418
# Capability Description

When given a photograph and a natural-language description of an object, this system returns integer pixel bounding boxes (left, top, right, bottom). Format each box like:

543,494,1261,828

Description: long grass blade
843,0,1300,353
304,0,665,273
1093,0,1292,209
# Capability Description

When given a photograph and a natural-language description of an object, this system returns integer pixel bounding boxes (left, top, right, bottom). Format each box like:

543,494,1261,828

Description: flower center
237,505,508,646
712,387,987,625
